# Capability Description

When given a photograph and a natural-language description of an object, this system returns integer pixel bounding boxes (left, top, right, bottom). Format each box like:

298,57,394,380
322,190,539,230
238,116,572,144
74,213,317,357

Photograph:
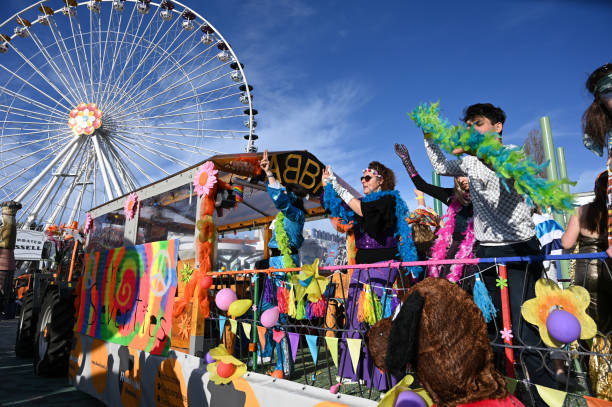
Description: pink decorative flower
123,192,139,220
84,212,94,235
193,161,218,197
500,328,513,343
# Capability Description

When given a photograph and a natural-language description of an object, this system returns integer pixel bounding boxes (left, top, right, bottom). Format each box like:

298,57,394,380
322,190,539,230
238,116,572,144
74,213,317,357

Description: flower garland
428,199,476,282
409,102,575,212
123,192,138,220
323,184,422,277
274,211,296,268
84,212,94,235
193,161,218,197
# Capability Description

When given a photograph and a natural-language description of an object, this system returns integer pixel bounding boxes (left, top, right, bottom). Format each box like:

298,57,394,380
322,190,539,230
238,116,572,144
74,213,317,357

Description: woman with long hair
395,143,476,286
561,171,612,400
582,63,612,257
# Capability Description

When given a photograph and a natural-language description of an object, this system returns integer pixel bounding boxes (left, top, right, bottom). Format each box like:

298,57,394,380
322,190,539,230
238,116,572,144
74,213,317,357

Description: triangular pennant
305,335,318,366
218,316,227,339
506,377,517,395
241,322,251,340
256,326,267,350
346,338,362,374
535,384,567,407
584,396,612,407
287,332,300,362
324,337,339,368
272,329,285,344
229,319,237,334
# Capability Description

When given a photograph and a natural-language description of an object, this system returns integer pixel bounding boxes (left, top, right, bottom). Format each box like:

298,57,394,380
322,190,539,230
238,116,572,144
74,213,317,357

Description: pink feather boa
428,199,475,282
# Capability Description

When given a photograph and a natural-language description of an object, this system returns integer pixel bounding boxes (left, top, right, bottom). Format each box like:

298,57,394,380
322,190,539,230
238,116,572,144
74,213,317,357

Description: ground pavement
0,318,105,407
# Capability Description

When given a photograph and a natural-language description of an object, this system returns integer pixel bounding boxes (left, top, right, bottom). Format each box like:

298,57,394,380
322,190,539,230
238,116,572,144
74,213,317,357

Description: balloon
205,352,214,364
395,390,427,407
260,306,280,328
216,361,236,378
270,370,284,379
547,309,581,344
215,288,237,311
329,383,341,394
200,276,213,290
228,299,252,317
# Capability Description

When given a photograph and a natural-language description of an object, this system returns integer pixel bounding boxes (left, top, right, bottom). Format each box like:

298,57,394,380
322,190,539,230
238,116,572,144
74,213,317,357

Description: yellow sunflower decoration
206,345,247,385
291,259,329,303
521,278,596,348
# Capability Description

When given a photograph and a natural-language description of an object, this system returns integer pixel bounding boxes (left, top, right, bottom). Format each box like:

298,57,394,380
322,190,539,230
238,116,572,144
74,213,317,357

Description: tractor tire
33,289,75,377
14,290,37,358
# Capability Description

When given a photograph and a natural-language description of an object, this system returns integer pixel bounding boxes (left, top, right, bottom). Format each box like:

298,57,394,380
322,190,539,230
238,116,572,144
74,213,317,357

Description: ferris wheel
0,0,257,228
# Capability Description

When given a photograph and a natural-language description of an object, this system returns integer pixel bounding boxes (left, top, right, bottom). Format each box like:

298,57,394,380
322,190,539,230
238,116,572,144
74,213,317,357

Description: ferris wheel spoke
90,134,115,200
0,146,63,192
101,4,155,112
26,31,82,105
97,136,124,197
46,16,89,102
104,141,139,192
0,103,66,122
68,157,93,224
110,133,190,167
66,10,94,101
0,137,64,153
0,134,73,172
106,141,154,184
111,136,171,176
112,129,203,155
95,3,116,106
0,85,67,117
0,61,72,112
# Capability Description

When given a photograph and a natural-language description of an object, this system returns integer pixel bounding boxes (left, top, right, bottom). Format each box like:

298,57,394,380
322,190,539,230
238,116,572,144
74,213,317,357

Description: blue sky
2,0,611,215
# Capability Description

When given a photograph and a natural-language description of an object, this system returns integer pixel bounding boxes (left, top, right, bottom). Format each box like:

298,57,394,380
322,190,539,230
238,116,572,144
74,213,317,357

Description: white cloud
571,167,604,193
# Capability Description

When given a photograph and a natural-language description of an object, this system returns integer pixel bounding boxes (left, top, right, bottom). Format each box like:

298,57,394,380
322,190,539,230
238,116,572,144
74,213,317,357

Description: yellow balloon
228,299,252,317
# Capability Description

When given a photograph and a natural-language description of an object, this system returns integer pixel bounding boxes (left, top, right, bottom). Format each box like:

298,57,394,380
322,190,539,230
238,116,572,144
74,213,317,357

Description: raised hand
259,149,270,173
394,143,417,177
322,165,331,186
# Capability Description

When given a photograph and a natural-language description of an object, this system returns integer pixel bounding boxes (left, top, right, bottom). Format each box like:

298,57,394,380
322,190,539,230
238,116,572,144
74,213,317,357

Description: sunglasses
361,175,374,182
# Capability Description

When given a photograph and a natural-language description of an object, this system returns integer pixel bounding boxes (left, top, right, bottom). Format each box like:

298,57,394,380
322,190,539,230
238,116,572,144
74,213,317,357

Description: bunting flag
536,385,567,407
506,377,517,395
346,338,362,374
324,337,339,368
256,326,267,350
584,396,612,407
229,319,237,334
218,316,227,339
287,332,300,362
305,335,319,366
241,322,251,340
272,329,285,344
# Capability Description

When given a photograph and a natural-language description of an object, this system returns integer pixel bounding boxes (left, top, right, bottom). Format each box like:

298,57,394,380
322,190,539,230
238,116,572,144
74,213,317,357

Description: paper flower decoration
68,103,102,136
84,212,94,235
123,192,139,220
193,161,218,197
521,278,597,347
500,328,513,343
291,258,329,303
206,345,246,384
495,277,508,289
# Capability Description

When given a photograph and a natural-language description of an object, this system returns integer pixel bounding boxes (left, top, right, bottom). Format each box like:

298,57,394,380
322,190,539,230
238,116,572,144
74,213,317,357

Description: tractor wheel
34,289,75,377
14,289,37,357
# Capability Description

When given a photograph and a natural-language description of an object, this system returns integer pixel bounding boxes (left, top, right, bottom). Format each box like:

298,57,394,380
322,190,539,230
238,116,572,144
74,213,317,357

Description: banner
14,229,46,260
75,240,178,355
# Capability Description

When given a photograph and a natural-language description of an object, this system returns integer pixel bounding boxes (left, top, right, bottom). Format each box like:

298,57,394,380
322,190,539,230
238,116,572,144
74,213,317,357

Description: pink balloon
215,288,237,311
260,306,280,328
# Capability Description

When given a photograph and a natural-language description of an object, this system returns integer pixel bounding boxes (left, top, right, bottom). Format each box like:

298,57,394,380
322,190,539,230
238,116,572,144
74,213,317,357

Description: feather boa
428,199,476,282
409,102,575,212
323,184,422,277
274,211,296,268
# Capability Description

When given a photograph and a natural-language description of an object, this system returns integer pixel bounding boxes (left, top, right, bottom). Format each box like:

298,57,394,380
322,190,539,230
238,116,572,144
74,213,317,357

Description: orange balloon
270,370,284,379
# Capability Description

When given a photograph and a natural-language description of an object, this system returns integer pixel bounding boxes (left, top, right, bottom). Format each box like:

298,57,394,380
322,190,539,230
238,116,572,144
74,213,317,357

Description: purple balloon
205,352,215,364
395,390,427,407
546,309,581,344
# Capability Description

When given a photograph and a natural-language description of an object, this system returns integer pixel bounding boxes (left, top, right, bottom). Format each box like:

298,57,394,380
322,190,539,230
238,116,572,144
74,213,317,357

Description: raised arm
561,210,580,250
423,136,466,177
394,143,453,204
322,166,363,217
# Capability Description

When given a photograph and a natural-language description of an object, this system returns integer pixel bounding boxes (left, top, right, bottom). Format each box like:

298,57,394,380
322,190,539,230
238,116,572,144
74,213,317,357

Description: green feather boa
275,211,296,268
409,102,575,212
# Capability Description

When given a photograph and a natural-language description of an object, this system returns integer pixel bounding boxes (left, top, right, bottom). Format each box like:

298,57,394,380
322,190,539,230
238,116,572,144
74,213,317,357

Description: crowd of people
253,63,612,405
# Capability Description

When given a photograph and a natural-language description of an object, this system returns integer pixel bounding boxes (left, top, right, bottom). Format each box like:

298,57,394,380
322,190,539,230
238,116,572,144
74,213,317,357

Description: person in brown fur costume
382,278,521,407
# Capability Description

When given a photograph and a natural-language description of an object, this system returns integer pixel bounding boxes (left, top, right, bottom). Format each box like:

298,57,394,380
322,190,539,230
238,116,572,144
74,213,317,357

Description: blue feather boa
323,184,422,278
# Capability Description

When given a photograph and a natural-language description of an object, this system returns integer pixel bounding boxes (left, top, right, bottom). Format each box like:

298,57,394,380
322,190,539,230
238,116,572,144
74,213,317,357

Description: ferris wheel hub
68,103,103,136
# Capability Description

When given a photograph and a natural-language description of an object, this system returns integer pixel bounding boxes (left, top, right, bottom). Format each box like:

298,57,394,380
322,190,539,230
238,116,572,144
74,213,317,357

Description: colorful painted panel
75,240,178,355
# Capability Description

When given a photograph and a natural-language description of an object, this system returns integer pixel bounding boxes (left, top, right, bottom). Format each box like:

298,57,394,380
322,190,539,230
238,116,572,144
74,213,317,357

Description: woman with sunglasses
321,161,419,391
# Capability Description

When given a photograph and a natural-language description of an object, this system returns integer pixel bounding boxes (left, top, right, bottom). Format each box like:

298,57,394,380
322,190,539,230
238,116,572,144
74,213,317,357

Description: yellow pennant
324,337,339,368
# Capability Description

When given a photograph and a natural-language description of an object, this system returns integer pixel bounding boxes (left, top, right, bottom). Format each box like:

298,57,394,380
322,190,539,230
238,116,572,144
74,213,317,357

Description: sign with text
14,230,46,260
75,240,178,355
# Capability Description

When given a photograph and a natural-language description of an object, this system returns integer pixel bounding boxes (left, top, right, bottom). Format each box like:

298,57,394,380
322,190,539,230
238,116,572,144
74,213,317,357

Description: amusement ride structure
0,0,257,229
